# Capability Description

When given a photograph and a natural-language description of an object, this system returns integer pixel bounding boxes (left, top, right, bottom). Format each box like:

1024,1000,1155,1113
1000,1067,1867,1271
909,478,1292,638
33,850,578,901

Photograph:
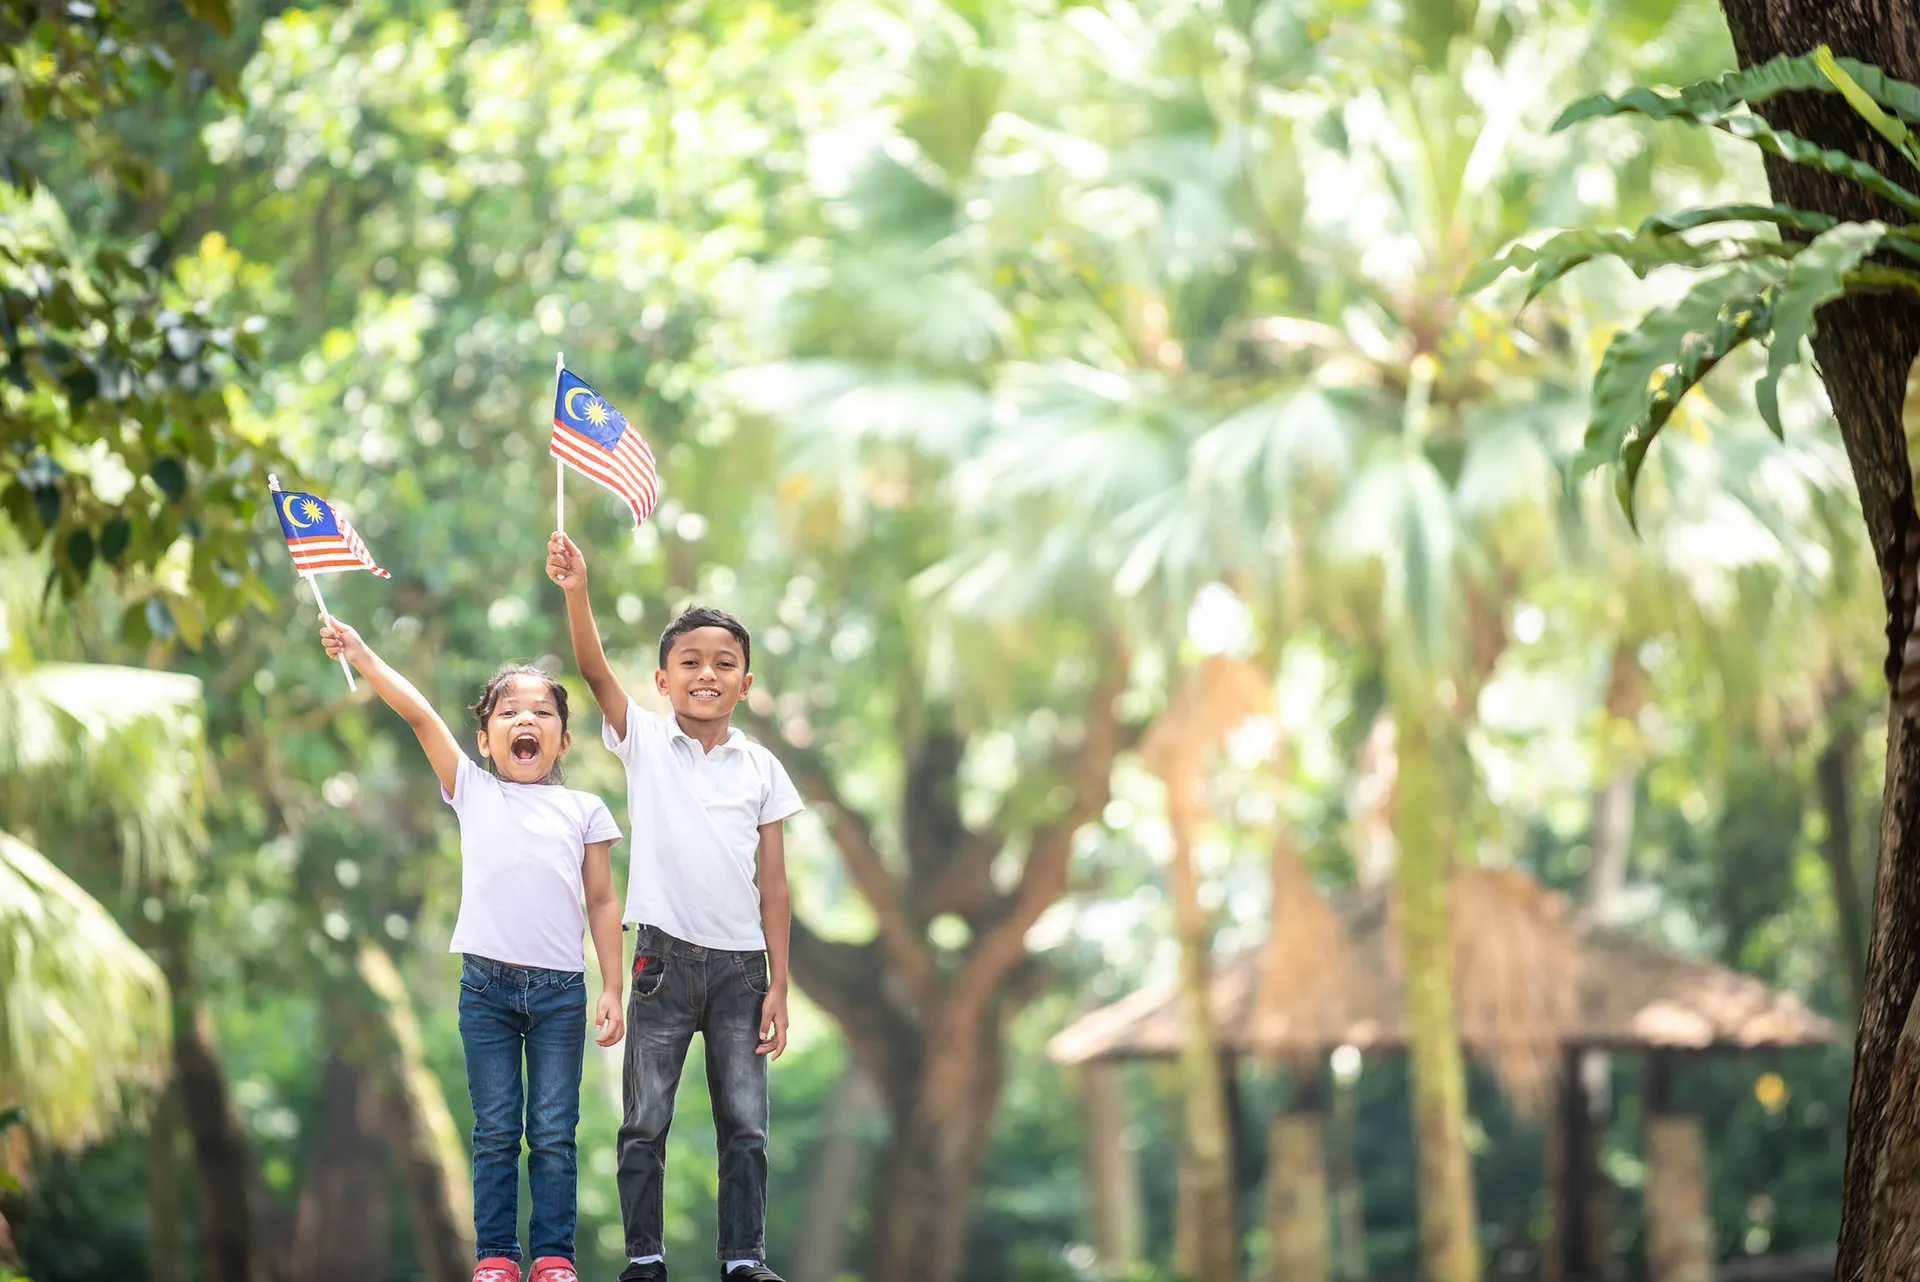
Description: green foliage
0,0,277,642
1470,48,1920,521
1554,49,1920,130
1756,222,1893,434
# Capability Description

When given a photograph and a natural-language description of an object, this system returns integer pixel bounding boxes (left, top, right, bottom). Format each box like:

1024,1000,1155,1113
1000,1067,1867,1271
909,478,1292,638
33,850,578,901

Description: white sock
629,1257,664,1267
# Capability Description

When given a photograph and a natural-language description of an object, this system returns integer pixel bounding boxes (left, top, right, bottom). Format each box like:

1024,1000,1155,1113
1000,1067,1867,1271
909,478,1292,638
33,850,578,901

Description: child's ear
476,730,492,760
655,669,669,696
740,671,754,696
559,730,572,755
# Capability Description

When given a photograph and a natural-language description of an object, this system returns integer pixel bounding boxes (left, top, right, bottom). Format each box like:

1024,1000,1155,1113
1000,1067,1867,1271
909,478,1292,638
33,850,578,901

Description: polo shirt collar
668,720,744,754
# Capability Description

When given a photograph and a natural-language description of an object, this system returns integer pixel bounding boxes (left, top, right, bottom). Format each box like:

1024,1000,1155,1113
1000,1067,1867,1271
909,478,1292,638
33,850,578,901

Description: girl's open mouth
511,732,541,764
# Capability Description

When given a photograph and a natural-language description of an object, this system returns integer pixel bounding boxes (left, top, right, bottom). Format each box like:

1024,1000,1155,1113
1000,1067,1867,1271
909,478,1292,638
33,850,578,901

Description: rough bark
793,1069,880,1282
357,942,474,1281
1261,1112,1331,1282
1394,712,1480,1282
1080,1062,1144,1274
1817,677,1870,1014
1711,4,1920,1278
290,1054,391,1282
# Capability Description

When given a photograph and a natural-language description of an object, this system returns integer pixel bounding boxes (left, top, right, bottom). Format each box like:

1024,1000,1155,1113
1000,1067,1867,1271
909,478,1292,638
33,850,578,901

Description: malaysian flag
551,367,658,526
272,488,390,578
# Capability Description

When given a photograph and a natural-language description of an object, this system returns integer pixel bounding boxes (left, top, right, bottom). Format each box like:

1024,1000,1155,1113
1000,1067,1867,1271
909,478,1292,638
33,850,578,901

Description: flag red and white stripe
550,416,659,526
287,511,390,578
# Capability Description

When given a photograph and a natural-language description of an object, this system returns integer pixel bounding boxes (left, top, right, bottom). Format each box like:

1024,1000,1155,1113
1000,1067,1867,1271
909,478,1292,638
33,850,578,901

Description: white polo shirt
442,754,622,972
603,695,804,950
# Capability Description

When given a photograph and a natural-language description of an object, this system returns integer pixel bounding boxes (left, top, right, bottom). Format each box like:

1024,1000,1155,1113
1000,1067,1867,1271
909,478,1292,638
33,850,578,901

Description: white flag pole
555,351,566,536
305,571,357,692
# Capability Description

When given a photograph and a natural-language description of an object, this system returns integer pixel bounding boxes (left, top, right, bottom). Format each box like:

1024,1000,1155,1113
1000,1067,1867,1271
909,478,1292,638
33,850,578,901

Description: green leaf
1555,50,1920,132
1617,289,1777,527
1576,263,1787,520
150,456,187,501
1755,220,1888,436
1636,203,1839,237
1722,115,1920,218
1818,47,1919,162
1461,229,1732,300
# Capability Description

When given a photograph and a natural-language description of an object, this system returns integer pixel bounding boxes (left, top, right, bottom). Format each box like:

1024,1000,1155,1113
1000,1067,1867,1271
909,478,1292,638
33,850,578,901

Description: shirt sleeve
602,695,659,763
440,753,479,811
580,794,623,846
759,752,805,826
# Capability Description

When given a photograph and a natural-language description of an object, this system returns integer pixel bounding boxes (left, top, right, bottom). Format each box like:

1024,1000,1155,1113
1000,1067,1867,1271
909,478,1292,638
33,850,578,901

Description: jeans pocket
734,954,770,997
630,950,666,1000
459,958,492,994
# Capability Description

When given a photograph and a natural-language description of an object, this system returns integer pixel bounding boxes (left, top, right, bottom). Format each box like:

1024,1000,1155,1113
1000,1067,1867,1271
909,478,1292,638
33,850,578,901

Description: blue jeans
458,954,587,1262
617,925,770,1261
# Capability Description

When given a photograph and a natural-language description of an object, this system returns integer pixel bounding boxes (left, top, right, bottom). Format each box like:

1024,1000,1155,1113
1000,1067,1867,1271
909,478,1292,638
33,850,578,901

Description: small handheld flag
272,489,390,579
550,360,659,529
269,476,389,691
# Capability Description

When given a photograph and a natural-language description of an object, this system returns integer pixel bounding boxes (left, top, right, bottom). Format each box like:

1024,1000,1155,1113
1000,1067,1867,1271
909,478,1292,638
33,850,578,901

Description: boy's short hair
658,606,752,671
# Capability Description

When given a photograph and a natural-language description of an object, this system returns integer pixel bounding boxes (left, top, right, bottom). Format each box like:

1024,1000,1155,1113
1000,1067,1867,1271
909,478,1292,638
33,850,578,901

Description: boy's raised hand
546,532,588,593
319,614,370,666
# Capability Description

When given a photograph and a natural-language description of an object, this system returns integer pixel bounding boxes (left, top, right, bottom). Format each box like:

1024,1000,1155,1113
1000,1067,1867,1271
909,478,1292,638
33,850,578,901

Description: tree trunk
1261,1111,1331,1282
1643,1117,1713,1282
291,1053,391,1282
174,999,284,1282
1575,647,1639,1281
794,1069,881,1282
1712,5,1920,1279
148,1080,184,1282
1394,712,1480,1282
1080,1062,1144,1275
357,942,474,1281
1164,755,1245,1282
1816,680,1870,1015
866,1032,1005,1282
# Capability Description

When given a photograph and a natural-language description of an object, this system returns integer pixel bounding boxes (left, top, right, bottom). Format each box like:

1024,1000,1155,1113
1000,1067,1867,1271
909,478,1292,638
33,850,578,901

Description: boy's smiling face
656,625,751,727
477,672,570,783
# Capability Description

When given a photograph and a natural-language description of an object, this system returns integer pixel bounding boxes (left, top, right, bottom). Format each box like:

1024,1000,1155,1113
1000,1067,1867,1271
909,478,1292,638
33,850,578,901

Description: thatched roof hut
1048,886,1838,1068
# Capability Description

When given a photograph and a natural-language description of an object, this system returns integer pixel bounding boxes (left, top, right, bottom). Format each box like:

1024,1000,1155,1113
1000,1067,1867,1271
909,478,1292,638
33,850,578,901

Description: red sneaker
474,1260,520,1282
531,1258,578,1282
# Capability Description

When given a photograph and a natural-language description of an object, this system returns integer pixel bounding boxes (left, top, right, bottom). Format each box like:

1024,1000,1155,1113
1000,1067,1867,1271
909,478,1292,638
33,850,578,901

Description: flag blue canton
555,370,629,447
275,490,341,540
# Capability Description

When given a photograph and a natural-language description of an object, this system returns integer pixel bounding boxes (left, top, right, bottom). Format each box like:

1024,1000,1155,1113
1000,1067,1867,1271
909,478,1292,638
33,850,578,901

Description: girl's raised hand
319,614,370,666
546,532,588,593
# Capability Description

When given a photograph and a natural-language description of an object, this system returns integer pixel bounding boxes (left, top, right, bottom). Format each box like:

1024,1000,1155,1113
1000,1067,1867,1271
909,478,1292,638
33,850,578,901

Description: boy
545,531,801,1282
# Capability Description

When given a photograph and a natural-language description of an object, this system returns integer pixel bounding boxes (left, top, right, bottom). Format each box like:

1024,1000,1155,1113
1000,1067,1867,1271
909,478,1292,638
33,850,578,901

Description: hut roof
1047,888,1838,1066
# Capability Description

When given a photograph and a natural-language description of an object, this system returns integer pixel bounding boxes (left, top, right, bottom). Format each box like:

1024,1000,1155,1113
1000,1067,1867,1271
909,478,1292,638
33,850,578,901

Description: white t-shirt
443,754,622,972
603,696,804,950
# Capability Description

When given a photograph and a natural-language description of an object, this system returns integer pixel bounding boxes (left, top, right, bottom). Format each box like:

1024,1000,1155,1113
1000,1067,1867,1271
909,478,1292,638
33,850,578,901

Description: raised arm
320,615,464,797
546,532,629,740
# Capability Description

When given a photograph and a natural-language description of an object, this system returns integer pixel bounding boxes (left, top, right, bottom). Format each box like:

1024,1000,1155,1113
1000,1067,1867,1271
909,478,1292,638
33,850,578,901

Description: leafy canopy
1465,49,1920,528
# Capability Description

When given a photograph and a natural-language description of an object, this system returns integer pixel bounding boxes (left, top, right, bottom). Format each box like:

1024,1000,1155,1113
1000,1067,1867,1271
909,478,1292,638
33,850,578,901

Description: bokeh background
0,0,1889,1279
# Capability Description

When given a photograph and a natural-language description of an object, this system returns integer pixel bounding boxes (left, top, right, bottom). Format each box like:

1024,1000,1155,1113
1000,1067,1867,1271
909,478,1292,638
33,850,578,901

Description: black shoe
619,1264,667,1282
720,1267,784,1282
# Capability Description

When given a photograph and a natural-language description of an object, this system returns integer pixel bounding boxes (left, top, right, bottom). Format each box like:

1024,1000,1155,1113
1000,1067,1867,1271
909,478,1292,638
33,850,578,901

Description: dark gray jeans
617,924,770,1262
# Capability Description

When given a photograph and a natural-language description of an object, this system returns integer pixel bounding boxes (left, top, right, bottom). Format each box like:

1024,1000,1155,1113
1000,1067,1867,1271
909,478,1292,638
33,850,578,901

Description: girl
320,615,626,1282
